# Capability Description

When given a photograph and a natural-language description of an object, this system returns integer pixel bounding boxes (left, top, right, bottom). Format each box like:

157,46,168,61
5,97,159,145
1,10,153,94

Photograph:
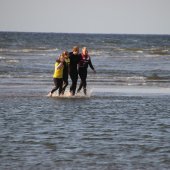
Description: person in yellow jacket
49,54,65,97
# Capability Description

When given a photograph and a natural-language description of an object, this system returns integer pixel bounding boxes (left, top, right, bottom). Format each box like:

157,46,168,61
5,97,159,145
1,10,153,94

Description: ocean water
0,32,170,170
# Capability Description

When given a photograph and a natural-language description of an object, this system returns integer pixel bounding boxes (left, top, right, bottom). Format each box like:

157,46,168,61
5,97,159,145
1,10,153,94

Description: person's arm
89,57,96,73
56,63,63,70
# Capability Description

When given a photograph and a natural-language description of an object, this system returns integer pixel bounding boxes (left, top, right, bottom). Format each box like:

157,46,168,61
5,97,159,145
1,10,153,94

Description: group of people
49,46,96,97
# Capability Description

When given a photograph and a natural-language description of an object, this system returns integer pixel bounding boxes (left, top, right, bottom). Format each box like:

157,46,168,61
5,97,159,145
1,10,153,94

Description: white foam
137,50,143,53
0,48,58,53
91,86,170,96
0,56,6,59
6,59,19,63
47,90,92,98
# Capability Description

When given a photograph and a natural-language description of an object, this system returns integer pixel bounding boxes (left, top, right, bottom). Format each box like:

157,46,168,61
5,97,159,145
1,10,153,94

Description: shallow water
0,94,170,170
0,32,170,169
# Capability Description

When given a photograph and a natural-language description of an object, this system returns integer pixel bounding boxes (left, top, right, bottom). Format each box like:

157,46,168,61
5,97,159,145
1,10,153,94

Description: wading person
61,51,70,95
77,47,96,95
49,54,65,97
69,46,81,96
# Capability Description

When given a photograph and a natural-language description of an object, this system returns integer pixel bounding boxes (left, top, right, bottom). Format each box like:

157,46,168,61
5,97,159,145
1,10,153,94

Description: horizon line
0,30,170,36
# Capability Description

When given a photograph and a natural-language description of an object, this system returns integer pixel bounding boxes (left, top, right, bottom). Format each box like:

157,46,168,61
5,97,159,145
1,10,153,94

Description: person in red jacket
77,47,96,95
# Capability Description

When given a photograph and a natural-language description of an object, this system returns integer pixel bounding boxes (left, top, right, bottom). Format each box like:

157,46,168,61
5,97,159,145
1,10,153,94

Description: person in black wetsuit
69,46,81,96
77,47,96,95
61,51,70,95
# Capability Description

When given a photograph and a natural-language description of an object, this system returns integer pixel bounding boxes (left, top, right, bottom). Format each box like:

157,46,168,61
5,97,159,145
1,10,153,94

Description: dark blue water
0,32,170,169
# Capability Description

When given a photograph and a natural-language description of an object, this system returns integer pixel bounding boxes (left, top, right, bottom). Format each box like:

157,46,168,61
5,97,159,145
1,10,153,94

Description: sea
0,32,170,170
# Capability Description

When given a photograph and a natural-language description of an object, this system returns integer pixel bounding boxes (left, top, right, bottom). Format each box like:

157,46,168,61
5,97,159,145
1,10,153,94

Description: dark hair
63,51,69,56
56,56,60,62
72,46,79,52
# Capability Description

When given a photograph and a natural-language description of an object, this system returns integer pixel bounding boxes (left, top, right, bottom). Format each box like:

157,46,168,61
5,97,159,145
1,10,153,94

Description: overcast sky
0,0,170,34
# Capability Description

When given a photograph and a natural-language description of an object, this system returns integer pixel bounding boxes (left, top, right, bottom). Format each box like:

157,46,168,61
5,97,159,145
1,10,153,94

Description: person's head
63,51,69,59
72,46,79,55
57,54,64,63
82,47,88,56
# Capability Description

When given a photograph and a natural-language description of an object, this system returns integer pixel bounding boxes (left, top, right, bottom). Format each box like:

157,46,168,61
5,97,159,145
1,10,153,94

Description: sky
0,0,170,34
